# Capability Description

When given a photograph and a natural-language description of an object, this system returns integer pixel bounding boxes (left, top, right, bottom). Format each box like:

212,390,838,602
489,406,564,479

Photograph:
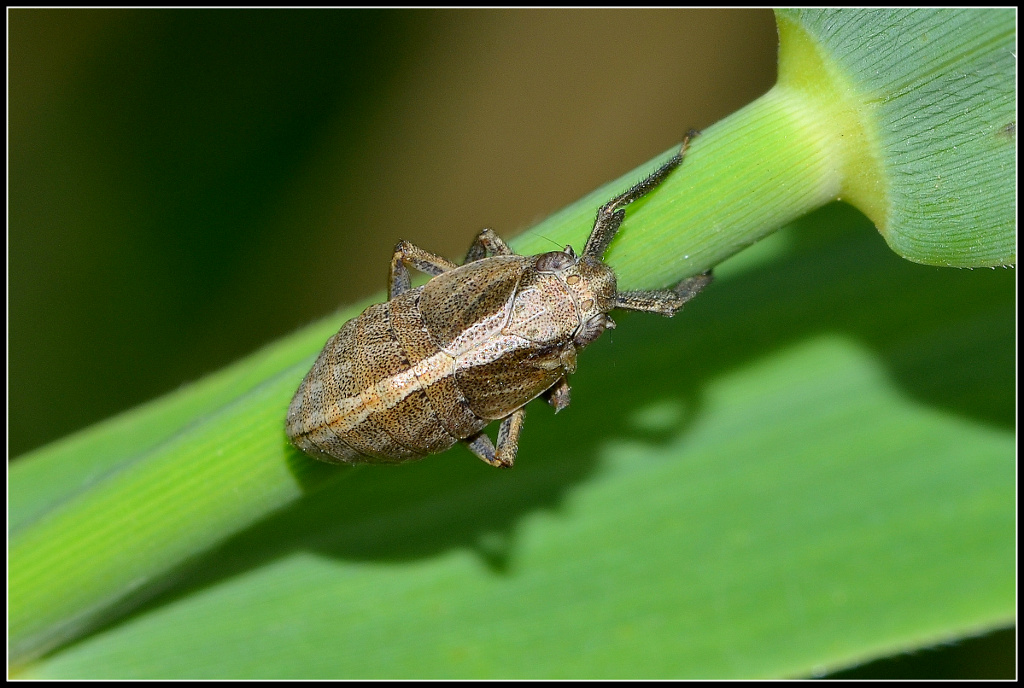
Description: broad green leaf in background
12,206,1015,679
9,8,1015,678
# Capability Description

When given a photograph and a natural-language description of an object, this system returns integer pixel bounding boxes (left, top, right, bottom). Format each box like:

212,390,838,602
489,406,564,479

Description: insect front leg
573,313,616,349
389,240,459,298
582,130,698,260
615,271,713,317
463,407,526,469
464,227,514,263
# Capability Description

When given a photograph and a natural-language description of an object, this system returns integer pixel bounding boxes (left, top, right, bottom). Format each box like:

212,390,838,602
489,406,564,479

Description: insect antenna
536,234,564,251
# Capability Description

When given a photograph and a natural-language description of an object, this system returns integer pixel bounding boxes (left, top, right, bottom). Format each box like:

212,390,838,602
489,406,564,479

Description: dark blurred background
7,8,1012,678
9,9,777,458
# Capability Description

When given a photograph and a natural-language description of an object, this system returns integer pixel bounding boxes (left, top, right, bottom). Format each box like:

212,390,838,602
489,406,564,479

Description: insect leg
464,227,514,263
389,240,459,298
614,271,712,317
544,377,571,413
463,407,526,469
573,313,615,349
583,130,698,260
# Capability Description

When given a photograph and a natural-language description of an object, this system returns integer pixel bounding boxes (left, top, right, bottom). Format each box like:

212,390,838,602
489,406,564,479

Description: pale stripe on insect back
287,133,704,468
324,333,533,435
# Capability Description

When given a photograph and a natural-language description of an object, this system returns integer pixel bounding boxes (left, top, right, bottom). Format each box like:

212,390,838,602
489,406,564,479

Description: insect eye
535,251,576,272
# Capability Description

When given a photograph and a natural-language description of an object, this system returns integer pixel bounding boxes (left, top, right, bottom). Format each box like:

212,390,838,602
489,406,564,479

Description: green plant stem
8,85,862,666
9,367,332,663
7,312,352,534
515,84,844,288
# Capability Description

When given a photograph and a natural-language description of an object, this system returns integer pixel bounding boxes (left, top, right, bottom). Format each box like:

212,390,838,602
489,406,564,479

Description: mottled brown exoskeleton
287,132,711,468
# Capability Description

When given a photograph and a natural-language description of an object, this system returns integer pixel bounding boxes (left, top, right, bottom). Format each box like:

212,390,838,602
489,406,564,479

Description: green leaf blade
18,206,1015,678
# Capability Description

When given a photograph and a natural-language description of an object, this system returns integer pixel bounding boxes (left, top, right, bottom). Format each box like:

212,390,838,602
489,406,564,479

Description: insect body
287,132,711,468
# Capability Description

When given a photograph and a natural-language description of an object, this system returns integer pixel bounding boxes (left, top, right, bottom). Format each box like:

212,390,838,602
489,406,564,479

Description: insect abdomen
286,289,488,464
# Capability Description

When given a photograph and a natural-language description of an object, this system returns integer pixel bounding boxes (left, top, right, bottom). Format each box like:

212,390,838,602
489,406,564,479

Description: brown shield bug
287,131,711,468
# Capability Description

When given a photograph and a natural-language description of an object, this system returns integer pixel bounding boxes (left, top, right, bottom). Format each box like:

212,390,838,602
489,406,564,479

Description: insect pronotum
287,131,711,468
